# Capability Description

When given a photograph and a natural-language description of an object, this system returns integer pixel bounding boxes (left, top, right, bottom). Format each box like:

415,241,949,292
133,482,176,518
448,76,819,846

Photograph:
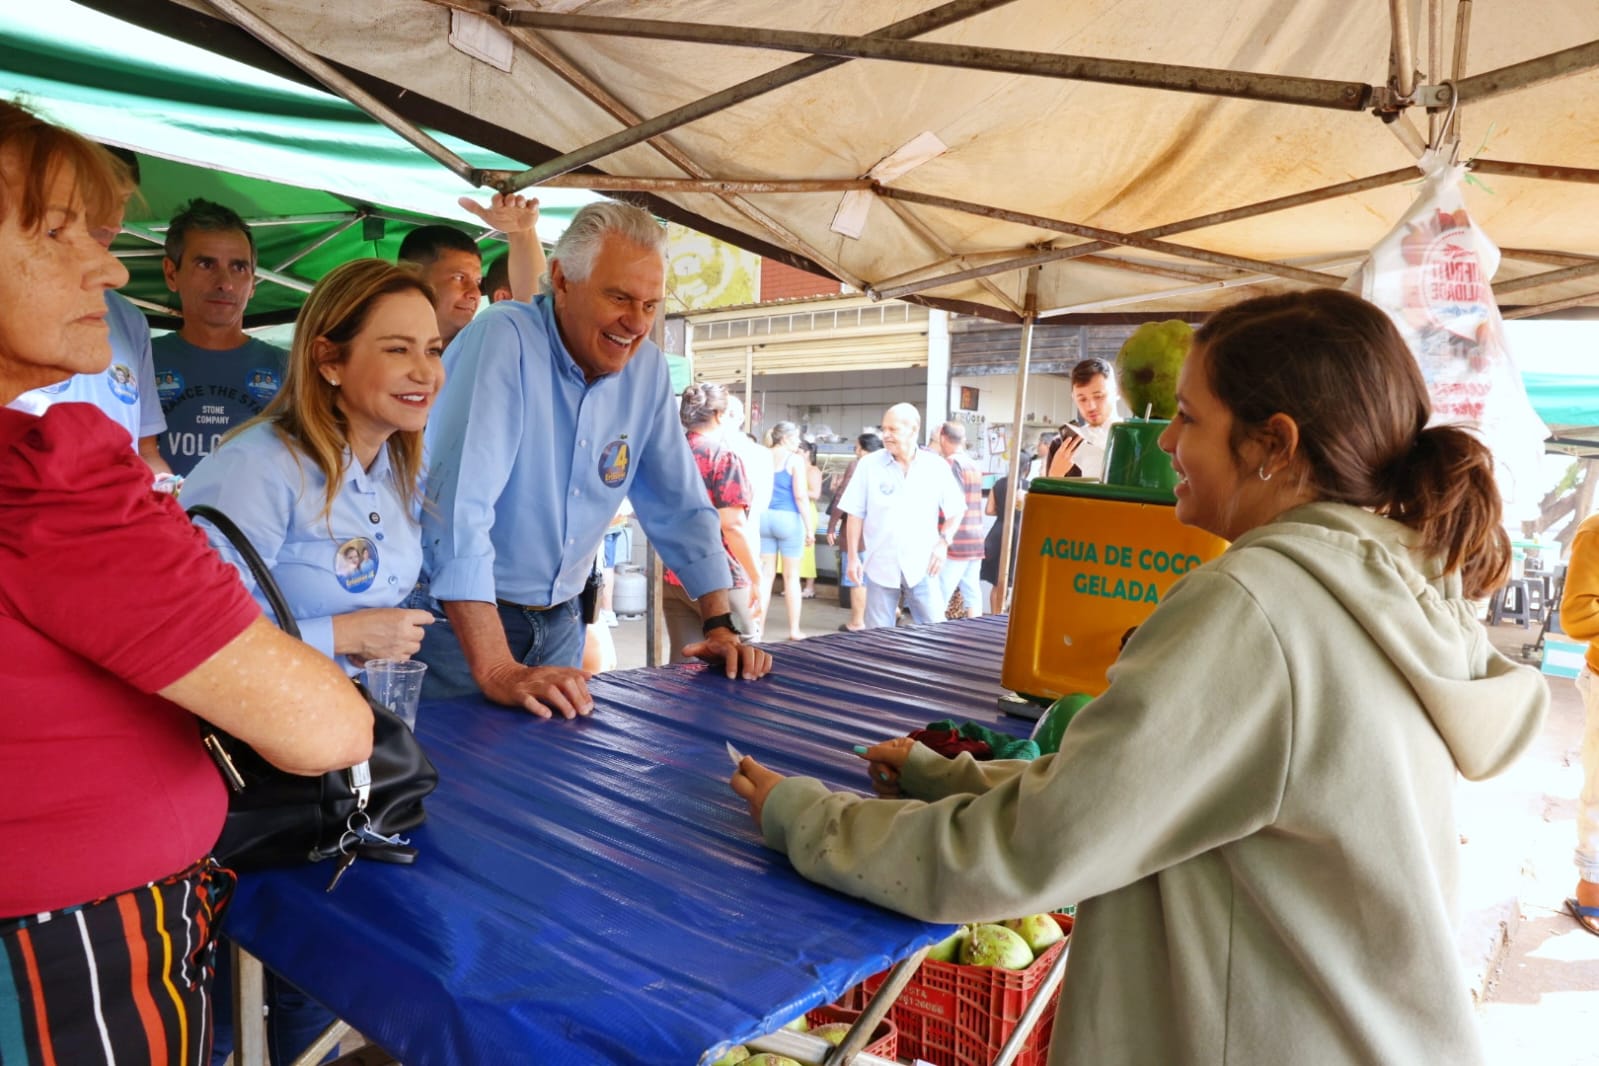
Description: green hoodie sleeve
760,569,1293,923
899,744,1031,800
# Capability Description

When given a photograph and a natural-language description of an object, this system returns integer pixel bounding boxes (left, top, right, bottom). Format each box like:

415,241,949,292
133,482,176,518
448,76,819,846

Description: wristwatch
702,611,738,637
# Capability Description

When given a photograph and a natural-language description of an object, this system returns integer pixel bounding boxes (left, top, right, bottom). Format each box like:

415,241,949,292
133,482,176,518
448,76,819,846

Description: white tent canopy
94,0,1599,325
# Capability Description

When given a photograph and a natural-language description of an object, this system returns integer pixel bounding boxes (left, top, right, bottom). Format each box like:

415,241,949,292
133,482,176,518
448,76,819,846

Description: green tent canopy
0,2,599,325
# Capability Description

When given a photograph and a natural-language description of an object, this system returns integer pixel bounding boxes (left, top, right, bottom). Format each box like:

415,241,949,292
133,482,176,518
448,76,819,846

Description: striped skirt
0,859,236,1066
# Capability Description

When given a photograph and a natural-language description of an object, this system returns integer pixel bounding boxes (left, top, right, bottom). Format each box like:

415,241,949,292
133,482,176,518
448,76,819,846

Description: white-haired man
839,403,965,629
419,202,771,716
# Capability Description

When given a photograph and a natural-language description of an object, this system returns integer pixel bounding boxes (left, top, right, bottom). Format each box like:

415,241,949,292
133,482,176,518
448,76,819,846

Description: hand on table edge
683,629,773,680
479,659,595,720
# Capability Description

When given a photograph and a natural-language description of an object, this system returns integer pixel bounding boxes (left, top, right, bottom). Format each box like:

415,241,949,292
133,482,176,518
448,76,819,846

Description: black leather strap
186,504,302,640
701,611,737,637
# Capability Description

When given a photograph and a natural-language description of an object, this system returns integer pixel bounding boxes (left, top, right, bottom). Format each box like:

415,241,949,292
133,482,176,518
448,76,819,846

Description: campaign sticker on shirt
878,480,896,495
245,368,282,405
155,369,183,402
106,363,138,405
334,537,379,593
598,439,630,487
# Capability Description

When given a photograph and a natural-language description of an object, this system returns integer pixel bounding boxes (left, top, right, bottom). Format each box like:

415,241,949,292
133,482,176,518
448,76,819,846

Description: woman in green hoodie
732,288,1548,1066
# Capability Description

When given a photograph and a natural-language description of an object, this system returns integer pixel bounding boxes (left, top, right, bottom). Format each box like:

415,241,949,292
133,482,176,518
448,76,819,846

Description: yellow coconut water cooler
1001,419,1229,708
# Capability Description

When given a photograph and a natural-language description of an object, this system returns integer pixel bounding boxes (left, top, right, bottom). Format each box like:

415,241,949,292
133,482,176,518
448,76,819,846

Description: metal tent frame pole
493,10,1375,111
201,0,476,183
994,267,1040,614
471,0,1021,187
874,187,1346,288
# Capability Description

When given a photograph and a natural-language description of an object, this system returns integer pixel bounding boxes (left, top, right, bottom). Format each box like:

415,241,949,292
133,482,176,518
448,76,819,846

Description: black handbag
186,504,438,873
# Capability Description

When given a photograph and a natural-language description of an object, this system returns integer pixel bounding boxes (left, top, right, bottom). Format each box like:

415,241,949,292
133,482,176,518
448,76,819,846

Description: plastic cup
363,659,427,730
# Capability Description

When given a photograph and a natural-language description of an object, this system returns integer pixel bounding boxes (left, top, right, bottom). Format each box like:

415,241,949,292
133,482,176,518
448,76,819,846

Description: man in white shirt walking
839,403,965,629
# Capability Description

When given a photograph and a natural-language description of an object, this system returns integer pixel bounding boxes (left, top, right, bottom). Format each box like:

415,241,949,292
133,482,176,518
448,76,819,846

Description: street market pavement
610,597,1599,1063
1473,621,1599,1065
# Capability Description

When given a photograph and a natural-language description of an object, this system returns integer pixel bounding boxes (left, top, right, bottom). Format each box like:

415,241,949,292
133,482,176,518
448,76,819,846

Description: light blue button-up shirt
7,291,164,446
422,296,729,607
182,422,424,675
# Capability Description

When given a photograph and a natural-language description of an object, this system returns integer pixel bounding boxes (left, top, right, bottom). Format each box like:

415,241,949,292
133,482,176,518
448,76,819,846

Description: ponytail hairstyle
679,381,729,428
1196,288,1509,598
769,421,799,448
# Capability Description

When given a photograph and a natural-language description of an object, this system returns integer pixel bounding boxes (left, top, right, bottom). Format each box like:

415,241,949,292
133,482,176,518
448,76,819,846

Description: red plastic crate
803,1004,899,1059
830,981,872,1012
860,913,1072,1066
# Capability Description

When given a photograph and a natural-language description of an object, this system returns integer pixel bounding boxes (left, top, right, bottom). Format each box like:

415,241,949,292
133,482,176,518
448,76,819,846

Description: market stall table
222,616,1033,1064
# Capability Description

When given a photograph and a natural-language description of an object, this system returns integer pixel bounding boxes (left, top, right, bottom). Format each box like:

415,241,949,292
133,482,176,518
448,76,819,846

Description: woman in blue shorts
758,420,811,640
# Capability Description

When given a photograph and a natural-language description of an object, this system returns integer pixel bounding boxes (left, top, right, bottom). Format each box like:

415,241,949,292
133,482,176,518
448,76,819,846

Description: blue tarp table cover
222,617,1032,1064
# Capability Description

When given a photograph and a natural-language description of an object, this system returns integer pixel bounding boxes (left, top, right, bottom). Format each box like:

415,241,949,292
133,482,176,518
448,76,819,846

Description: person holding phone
1045,420,1085,478
1046,357,1122,479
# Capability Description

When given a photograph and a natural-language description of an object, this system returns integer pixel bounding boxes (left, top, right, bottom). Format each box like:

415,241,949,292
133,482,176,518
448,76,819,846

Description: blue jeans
863,574,943,629
418,599,586,701
760,508,807,557
940,556,982,613
602,527,629,568
210,947,334,1066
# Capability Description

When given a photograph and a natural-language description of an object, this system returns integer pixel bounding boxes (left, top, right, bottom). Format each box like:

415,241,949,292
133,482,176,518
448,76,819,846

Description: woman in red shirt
663,383,763,657
0,100,373,1066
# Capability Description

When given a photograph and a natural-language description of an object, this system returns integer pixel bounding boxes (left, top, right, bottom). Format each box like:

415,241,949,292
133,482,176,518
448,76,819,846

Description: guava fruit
745,1056,802,1066
1116,319,1193,420
1002,913,1064,956
1032,692,1092,754
959,922,1034,970
811,1022,853,1046
708,1047,750,1066
925,926,969,963
781,1015,809,1032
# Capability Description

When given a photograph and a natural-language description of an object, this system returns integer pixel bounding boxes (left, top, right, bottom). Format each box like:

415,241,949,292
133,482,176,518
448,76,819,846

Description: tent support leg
994,267,1039,615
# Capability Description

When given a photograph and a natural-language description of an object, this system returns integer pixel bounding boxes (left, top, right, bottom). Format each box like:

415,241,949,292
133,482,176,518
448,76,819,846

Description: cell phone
579,569,602,625
1059,424,1083,441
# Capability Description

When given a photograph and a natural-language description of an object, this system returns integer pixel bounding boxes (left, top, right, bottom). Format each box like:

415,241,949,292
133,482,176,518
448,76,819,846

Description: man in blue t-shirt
151,199,285,476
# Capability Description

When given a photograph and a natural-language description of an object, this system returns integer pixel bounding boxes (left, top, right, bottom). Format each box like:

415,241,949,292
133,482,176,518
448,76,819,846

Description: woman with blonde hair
182,257,444,1064
0,100,370,1065
183,258,444,674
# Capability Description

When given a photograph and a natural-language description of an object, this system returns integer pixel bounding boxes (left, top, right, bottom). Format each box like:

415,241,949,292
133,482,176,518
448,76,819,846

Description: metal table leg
232,943,268,1066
